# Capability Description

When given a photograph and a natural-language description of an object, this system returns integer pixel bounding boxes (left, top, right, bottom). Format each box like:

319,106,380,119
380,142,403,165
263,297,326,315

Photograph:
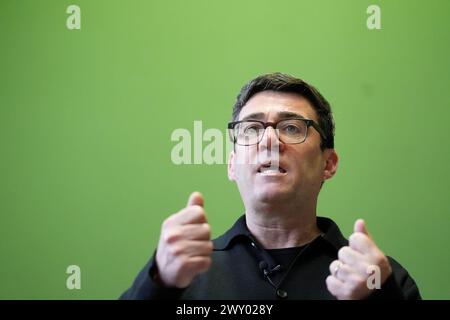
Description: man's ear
227,151,236,181
323,149,339,181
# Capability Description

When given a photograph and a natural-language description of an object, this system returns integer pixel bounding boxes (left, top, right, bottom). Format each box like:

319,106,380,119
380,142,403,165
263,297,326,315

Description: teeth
260,167,284,174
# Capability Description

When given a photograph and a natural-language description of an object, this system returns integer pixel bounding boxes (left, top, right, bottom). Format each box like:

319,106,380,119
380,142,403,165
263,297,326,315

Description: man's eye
283,125,301,134
243,125,261,134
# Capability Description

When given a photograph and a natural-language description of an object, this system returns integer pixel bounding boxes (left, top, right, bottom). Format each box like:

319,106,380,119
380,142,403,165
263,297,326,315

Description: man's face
228,90,338,207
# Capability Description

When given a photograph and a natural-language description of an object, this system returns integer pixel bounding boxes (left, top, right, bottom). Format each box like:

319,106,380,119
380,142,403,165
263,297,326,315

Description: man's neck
245,202,322,249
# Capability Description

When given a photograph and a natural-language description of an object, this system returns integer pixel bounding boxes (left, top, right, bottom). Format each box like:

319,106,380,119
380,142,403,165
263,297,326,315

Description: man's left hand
326,219,392,300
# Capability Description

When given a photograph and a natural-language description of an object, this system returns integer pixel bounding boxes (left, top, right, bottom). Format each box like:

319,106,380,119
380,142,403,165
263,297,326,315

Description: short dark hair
231,72,335,149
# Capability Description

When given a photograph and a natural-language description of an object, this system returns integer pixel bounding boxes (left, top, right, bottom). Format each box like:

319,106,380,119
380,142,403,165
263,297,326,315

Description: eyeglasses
227,118,326,146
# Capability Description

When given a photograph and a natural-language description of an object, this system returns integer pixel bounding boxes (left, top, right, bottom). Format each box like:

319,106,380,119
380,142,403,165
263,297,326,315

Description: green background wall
1,0,449,299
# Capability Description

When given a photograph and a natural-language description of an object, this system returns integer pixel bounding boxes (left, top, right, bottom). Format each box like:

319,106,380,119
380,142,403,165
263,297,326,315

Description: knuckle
329,260,338,273
338,247,348,259
164,229,181,244
202,257,212,269
325,275,334,288
162,232,171,243
203,224,211,236
349,274,364,287
169,244,184,257
162,216,174,229
205,241,214,252
177,256,189,270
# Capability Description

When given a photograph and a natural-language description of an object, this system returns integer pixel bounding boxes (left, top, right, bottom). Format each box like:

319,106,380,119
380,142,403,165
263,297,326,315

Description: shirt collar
213,214,348,251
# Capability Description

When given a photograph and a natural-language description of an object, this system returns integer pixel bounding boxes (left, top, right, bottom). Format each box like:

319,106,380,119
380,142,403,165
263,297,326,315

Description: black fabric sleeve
119,252,185,300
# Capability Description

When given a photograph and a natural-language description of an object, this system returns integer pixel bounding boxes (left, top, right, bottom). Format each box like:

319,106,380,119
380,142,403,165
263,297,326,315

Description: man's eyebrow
277,111,306,120
239,111,306,121
239,112,266,121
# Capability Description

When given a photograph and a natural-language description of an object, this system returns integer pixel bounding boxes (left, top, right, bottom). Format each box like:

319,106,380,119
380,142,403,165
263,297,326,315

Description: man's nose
258,126,281,152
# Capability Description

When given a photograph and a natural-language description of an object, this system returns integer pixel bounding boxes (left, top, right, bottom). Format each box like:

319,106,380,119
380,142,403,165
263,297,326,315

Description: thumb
187,191,204,207
353,219,370,236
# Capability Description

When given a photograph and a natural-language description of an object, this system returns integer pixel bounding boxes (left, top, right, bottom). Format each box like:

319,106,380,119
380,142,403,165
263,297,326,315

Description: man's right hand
155,192,213,288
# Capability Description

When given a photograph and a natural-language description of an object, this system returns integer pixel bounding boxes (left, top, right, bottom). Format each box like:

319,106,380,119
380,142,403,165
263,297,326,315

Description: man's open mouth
257,163,287,174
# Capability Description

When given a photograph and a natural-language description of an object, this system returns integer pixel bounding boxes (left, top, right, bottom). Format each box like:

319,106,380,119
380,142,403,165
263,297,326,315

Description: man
121,73,421,300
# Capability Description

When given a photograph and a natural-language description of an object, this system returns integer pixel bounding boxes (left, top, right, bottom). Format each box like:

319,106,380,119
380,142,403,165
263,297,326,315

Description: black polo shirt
120,215,421,300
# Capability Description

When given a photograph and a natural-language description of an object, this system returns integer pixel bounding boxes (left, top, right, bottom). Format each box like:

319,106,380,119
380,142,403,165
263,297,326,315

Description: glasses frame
227,118,327,146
